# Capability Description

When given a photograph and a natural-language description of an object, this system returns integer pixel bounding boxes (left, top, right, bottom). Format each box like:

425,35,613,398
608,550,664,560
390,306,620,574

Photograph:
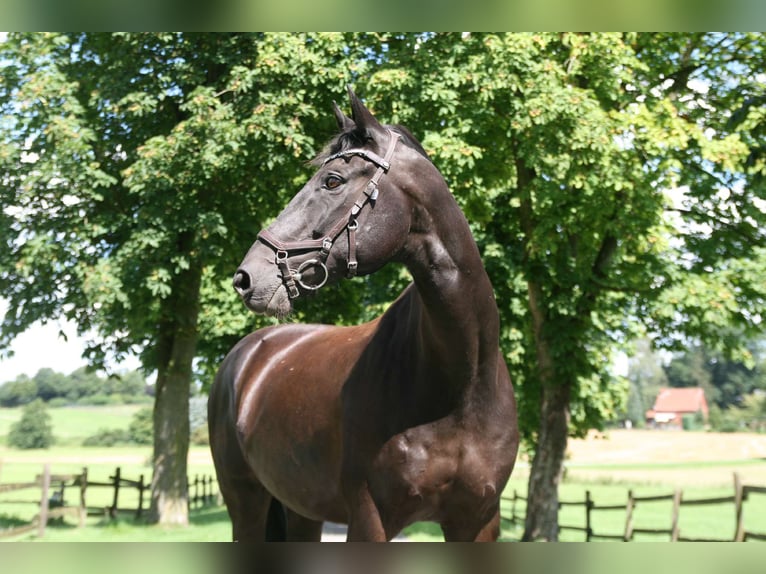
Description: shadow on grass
0,513,29,529
45,517,79,531
190,506,230,526
51,504,231,532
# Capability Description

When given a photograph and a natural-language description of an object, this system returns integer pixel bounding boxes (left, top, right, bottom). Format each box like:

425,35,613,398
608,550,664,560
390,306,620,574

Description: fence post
510,490,517,523
110,466,121,518
623,489,635,542
670,489,682,541
734,472,745,542
38,463,51,538
585,490,592,542
79,467,88,527
136,474,145,519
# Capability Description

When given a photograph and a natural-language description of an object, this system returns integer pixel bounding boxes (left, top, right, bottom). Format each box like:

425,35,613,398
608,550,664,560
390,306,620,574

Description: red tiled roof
651,388,707,413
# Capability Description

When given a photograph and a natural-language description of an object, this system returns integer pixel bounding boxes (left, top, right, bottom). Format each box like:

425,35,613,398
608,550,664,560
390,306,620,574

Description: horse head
233,88,428,317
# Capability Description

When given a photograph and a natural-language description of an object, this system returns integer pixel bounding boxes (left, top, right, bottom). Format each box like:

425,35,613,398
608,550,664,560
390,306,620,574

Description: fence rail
501,472,766,542
0,463,219,539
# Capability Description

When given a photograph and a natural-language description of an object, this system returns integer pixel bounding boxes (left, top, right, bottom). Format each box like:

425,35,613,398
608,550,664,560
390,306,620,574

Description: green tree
2,32,764,537
0,32,373,525
626,338,670,424
664,342,764,409
0,375,38,407
32,368,68,402
356,32,766,540
108,370,148,401
7,399,54,449
65,367,103,402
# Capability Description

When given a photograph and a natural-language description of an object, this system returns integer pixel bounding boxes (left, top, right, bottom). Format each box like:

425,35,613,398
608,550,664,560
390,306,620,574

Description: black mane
311,124,431,166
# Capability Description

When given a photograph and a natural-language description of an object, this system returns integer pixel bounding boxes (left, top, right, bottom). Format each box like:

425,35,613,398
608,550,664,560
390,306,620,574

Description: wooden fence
501,472,766,542
0,464,219,539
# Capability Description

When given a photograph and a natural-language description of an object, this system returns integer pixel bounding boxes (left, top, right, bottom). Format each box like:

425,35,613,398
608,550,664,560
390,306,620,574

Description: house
645,387,709,429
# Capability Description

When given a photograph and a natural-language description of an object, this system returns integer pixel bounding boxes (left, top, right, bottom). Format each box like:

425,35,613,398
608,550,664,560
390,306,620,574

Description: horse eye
324,175,343,190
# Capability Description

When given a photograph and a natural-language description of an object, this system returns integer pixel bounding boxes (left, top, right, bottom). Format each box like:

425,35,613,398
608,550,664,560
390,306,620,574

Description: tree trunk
522,278,571,541
522,381,571,541
148,254,203,526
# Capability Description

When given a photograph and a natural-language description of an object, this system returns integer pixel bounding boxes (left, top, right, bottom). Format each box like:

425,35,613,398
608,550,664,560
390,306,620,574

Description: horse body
209,90,519,541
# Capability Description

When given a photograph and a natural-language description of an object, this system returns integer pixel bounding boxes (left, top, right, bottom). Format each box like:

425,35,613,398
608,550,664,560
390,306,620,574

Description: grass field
0,404,144,446
2,406,766,542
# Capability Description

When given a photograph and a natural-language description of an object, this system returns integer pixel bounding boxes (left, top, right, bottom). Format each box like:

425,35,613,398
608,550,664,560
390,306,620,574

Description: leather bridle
257,130,400,299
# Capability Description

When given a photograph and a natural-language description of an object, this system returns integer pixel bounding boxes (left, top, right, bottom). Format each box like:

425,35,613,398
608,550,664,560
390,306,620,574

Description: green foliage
708,393,766,433
663,342,764,409
362,32,766,447
1,33,765,472
0,367,149,406
0,375,38,407
7,399,55,449
681,411,705,431
82,427,132,446
0,32,381,395
624,340,670,425
128,407,154,445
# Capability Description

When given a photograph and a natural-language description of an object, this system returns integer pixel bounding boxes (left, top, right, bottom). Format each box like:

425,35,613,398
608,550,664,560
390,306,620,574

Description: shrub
128,407,154,445
8,399,55,449
77,393,111,406
682,411,706,431
82,428,132,447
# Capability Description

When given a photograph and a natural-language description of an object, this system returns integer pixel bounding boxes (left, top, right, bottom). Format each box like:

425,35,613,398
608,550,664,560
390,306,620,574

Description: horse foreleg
285,508,324,541
441,507,501,542
345,484,388,542
218,475,276,542
473,508,501,541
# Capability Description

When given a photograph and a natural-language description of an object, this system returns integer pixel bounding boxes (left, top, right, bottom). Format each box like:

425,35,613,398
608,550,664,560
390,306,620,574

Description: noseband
257,130,400,299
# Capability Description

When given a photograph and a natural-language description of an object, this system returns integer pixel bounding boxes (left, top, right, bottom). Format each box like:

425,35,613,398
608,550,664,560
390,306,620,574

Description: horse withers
208,89,519,542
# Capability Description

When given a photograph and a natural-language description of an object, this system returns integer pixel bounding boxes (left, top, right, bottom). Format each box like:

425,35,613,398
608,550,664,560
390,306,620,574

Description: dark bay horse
208,89,519,541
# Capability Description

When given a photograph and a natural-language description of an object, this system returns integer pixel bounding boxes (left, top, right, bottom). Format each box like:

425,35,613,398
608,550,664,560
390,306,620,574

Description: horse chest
371,424,504,517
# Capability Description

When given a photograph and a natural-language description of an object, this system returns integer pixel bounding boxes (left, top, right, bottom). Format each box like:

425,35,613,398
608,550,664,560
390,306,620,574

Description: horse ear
347,86,384,134
332,101,355,132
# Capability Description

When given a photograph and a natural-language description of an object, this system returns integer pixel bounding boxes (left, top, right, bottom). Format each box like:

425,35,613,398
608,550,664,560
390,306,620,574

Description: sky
0,299,141,383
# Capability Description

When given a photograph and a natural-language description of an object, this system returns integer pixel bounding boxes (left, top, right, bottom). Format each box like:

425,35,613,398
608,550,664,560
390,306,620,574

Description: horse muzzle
232,266,292,318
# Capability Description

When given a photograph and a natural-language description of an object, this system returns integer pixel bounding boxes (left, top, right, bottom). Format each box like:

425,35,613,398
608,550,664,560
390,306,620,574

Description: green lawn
6,506,232,542
0,404,144,446
3,461,766,542
491,474,766,542
2,407,766,542
1,405,218,541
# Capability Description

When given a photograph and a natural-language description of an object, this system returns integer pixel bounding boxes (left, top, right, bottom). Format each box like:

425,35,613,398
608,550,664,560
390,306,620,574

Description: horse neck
400,180,501,396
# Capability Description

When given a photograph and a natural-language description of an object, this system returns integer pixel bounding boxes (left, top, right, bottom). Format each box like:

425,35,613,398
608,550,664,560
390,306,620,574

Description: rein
257,130,400,299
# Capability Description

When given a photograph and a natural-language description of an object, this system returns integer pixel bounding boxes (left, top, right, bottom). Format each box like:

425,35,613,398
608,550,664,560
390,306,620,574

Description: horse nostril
232,270,252,295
